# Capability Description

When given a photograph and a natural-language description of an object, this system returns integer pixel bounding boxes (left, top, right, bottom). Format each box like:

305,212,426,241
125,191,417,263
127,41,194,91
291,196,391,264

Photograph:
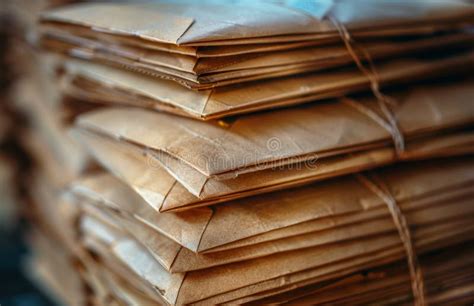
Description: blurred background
0,1,80,305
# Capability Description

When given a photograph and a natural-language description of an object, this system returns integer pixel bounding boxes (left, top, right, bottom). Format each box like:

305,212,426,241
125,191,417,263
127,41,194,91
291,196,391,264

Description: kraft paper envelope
70,173,213,252
40,1,474,88
80,211,474,305
62,52,474,119
69,157,474,254
41,30,473,87
259,244,474,305
206,183,474,254
83,226,471,306
40,1,474,46
75,79,474,199
73,125,474,213
196,224,473,306
45,40,474,89
74,172,474,266
79,191,474,274
39,21,462,59
79,217,451,304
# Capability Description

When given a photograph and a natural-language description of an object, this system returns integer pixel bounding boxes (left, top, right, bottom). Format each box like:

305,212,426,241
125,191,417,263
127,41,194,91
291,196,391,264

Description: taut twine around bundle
329,16,405,156
330,16,425,304
356,173,426,306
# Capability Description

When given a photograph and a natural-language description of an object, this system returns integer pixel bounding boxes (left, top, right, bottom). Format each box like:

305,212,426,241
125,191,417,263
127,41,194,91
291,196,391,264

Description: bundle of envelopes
40,1,474,118
69,158,474,305
23,0,474,305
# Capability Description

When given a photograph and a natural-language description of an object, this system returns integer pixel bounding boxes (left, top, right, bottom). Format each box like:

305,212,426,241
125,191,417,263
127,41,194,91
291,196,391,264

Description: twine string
328,15,424,305
329,16,405,155
356,173,426,306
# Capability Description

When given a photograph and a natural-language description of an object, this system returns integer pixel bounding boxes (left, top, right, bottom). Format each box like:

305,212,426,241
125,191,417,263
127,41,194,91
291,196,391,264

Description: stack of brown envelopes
23,1,474,305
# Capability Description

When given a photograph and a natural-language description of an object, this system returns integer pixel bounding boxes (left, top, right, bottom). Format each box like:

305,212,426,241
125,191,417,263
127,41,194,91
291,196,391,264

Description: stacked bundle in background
23,1,474,305
2,1,91,305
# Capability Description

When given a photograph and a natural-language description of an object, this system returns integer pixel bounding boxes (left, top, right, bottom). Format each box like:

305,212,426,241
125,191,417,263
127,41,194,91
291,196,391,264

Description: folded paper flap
173,218,399,273
111,239,184,304
71,173,140,213
197,177,377,251
69,173,213,252
175,2,325,44
172,198,474,272
64,60,212,115
72,128,177,210
40,21,199,56
151,150,208,197
72,128,208,211
76,103,387,176
116,215,182,272
41,3,195,44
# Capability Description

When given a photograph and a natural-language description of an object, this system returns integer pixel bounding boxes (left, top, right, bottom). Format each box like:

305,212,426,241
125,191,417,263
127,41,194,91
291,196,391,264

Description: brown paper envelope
82,215,472,305
134,198,474,273
111,239,185,305
62,53,474,118
80,234,171,304
46,23,458,59
72,118,474,211
45,30,473,78
181,221,474,304
106,221,472,305
75,79,474,180
79,188,474,273
193,157,474,253
79,202,182,272
203,185,474,253
50,38,474,89
40,2,474,46
223,235,474,305
42,31,199,73
69,173,213,252
199,223,473,306
73,171,474,261
72,121,389,201
69,158,474,254
205,248,405,304
195,34,474,74
40,22,334,58
85,229,389,304
39,22,198,56
268,244,474,305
